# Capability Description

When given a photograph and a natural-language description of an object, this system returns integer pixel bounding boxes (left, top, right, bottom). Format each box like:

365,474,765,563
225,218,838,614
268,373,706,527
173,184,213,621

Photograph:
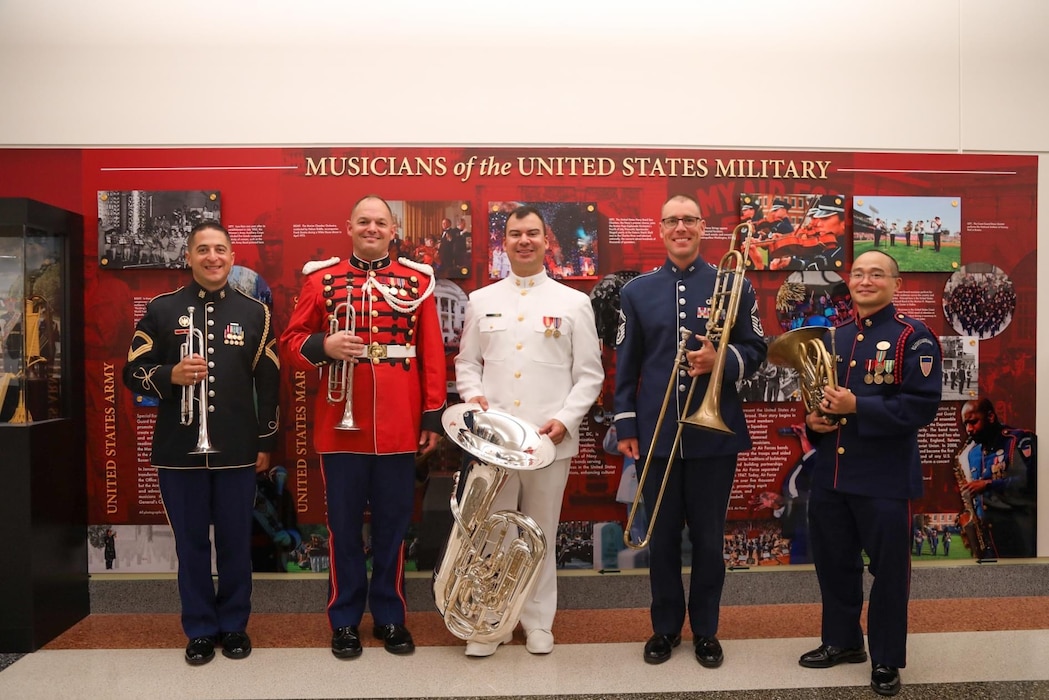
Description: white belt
365,343,416,360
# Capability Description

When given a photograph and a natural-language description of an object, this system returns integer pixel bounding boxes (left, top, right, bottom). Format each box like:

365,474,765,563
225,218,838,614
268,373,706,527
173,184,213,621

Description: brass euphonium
433,403,555,642
767,325,840,421
624,222,758,549
326,300,359,431
180,305,218,454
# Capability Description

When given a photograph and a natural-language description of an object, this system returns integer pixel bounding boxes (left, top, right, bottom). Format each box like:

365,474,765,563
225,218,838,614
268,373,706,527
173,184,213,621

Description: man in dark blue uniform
614,194,767,668
797,250,942,697
124,221,280,666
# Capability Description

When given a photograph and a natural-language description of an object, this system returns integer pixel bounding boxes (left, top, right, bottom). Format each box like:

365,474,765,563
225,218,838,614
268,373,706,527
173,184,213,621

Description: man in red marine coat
281,195,447,660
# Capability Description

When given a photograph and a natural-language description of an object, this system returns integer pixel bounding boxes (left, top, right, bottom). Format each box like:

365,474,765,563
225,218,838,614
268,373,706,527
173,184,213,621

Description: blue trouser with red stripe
159,465,256,640
321,452,416,629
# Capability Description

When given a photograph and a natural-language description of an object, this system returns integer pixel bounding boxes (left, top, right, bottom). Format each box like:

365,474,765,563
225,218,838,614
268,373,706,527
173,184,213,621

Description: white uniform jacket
455,270,604,460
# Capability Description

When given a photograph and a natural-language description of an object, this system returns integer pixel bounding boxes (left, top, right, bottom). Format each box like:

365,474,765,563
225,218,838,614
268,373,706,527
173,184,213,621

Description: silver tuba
433,403,555,642
767,325,839,422
180,305,218,454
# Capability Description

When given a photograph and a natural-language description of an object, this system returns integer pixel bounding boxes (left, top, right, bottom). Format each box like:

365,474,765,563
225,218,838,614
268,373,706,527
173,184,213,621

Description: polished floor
3,566,1049,699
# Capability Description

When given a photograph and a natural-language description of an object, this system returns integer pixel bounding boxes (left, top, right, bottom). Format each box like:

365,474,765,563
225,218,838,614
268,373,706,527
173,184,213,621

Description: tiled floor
3,598,1049,699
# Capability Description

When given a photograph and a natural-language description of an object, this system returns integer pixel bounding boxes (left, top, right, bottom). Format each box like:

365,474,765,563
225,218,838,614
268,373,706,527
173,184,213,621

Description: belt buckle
367,343,387,360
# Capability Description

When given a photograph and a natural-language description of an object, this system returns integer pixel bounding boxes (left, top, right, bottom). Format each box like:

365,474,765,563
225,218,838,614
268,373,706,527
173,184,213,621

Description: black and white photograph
942,263,1016,339
738,336,803,404
97,190,221,269
939,335,979,401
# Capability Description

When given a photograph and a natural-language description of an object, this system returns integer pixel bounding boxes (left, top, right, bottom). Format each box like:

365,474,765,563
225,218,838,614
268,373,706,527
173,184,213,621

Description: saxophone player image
123,221,280,666
454,205,603,657
957,397,1037,558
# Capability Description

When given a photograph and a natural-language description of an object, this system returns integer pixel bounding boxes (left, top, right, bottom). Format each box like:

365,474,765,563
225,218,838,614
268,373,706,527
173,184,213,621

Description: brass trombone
180,305,217,454
327,301,359,431
623,222,757,550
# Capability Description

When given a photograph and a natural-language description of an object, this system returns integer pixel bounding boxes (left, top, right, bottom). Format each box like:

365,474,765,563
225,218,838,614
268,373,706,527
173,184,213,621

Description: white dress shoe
526,629,554,655
465,634,511,657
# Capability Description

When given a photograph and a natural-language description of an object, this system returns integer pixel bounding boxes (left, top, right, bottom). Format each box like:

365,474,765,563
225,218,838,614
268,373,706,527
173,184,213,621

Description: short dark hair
505,205,546,235
664,194,703,218
188,220,231,247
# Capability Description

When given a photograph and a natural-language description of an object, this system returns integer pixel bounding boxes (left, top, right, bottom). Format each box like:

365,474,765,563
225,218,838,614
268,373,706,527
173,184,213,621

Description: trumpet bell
442,403,556,471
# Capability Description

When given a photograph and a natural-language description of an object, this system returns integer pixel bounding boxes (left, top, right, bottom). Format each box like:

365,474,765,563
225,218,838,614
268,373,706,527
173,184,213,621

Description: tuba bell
767,325,840,421
433,403,555,642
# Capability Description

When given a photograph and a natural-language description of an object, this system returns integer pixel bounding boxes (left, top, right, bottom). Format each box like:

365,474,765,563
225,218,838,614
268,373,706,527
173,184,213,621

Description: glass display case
0,198,87,651
0,224,66,423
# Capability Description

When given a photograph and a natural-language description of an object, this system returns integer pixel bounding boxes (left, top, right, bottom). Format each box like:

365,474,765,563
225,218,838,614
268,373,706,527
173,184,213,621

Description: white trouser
486,456,570,633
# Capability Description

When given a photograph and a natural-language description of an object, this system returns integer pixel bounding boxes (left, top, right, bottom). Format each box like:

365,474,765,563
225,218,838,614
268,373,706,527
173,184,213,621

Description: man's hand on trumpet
324,329,365,362
177,354,208,386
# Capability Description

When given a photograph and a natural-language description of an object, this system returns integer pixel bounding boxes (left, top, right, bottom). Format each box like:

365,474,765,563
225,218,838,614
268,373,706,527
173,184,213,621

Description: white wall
1,0,1046,552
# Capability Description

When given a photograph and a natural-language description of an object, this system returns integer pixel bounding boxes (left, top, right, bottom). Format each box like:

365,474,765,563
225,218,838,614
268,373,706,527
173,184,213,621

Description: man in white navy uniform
455,205,604,657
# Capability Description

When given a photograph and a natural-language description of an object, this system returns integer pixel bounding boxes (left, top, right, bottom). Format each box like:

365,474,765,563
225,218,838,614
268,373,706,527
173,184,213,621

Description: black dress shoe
219,631,252,660
694,636,724,668
871,664,901,697
798,643,868,668
331,626,363,659
373,623,415,655
643,633,681,665
185,636,216,666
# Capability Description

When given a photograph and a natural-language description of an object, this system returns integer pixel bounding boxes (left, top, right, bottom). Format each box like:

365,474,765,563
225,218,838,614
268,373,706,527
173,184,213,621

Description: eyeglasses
661,216,702,228
848,270,896,282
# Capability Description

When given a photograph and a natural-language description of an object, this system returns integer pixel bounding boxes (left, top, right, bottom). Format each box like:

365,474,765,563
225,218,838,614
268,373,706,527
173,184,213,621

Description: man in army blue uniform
797,250,942,697
958,397,1037,558
614,194,767,668
124,221,280,666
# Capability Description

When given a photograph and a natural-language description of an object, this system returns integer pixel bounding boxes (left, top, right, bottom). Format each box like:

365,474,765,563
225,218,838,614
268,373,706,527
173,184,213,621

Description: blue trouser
809,484,912,668
642,453,737,638
321,452,416,629
159,465,256,640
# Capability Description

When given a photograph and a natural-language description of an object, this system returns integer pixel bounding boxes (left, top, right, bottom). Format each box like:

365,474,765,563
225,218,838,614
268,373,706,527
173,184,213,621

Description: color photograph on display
386,200,472,279
488,201,599,280
739,193,847,271
852,195,961,271
97,190,221,269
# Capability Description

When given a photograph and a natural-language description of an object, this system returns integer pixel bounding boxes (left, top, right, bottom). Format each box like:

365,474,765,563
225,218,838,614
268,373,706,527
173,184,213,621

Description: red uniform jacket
280,254,446,454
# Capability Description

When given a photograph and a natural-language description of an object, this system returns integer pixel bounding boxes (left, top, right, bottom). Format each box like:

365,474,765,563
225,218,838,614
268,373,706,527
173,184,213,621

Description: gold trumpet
767,325,839,420
180,305,217,455
327,301,359,431
624,222,757,550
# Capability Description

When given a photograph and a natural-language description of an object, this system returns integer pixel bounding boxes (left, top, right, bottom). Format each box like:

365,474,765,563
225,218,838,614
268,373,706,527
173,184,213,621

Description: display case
0,198,88,651
0,208,69,423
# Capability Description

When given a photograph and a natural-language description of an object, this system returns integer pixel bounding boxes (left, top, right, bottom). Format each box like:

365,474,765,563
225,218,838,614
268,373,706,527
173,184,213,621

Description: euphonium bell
433,403,555,642
767,325,839,420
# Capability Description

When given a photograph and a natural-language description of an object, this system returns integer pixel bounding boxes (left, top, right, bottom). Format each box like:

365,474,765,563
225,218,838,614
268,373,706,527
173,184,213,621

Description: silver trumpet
180,305,218,454
327,301,359,431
